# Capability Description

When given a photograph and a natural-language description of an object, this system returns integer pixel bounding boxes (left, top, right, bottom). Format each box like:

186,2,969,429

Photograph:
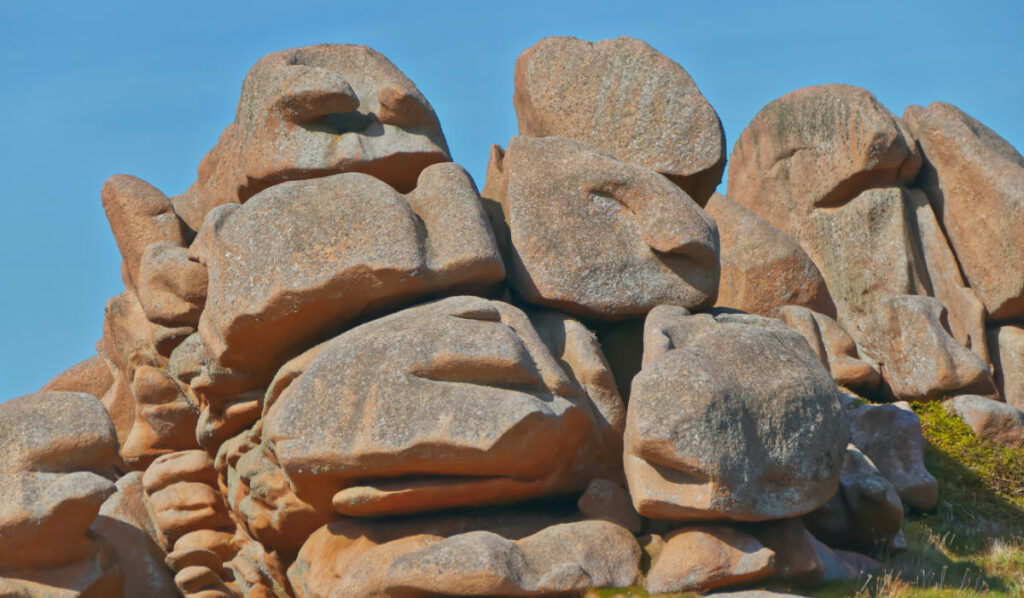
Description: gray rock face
847,400,938,511
625,306,846,521
494,135,719,319
514,36,725,204
193,164,505,378
803,444,904,551
262,296,624,517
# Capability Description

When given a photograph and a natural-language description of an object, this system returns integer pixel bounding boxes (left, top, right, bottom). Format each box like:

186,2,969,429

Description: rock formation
8,35,1024,596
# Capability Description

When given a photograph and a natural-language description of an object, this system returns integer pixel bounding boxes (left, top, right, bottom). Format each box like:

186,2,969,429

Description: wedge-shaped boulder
194,163,504,378
0,392,123,596
290,514,640,598
905,102,1024,321
645,524,775,594
173,44,451,230
727,84,920,238
494,135,719,318
625,306,846,521
847,400,938,511
514,36,724,203
803,444,903,552
262,296,624,517
707,193,835,319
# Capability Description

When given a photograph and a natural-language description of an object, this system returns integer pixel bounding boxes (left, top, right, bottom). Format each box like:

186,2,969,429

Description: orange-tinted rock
168,333,265,453
0,392,123,596
727,84,920,239
513,36,724,203
92,472,178,598
101,174,186,290
750,518,823,586
172,44,451,230
989,325,1024,411
645,524,775,594
290,516,640,598
803,444,903,552
577,479,642,534
904,102,1024,321
41,354,114,400
98,291,198,466
779,306,881,395
946,395,1024,448
193,163,504,378
141,451,234,550
872,296,995,402
496,135,718,318
136,241,207,328
847,400,938,511
263,296,622,517
217,425,325,552
707,193,835,319
625,307,845,521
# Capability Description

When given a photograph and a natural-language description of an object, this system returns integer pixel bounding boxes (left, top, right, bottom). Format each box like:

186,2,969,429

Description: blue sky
1,1,1022,400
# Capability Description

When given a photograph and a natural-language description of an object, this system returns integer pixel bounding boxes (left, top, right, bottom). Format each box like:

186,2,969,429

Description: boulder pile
6,37,1024,597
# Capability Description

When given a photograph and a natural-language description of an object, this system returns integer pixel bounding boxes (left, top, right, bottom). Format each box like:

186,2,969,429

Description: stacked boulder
4,36,1023,597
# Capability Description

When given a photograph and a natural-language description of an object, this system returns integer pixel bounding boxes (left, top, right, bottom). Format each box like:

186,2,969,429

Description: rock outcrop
10,34,1024,597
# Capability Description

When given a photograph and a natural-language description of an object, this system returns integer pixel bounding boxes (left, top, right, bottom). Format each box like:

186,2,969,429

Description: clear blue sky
2,1,1022,401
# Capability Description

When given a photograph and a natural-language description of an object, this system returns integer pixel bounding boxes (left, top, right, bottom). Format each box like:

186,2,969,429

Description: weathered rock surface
495,135,719,318
872,296,995,401
750,518,823,586
0,392,123,596
172,44,451,230
92,472,179,598
290,515,640,598
577,479,642,534
846,400,938,511
625,306,846,521
41,354,113,399
946,395,1024,448
798,187,988,371
727,84,920,239
98,291,198,467
101,174,186,291
779,306,880,395
988,325,1024,411
707,193,835,318
645,524,775,594
136,241,207,328
194,163,504,378
904,102,1024,321
803,444,904,551
514,36,725,204
263,296,624,516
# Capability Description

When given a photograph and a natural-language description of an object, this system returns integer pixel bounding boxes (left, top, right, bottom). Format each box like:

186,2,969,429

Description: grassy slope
589,402,1024,598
